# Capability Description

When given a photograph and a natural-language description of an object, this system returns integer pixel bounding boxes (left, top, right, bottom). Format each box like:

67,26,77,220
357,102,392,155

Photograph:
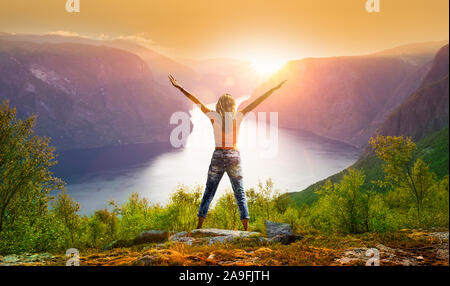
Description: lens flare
250,59,286,76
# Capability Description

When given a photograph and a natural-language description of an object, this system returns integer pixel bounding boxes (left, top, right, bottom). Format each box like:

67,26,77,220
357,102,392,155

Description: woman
168,75,286,231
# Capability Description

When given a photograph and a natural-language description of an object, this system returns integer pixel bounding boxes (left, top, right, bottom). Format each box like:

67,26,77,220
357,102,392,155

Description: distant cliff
0,40,189,150
374,44,449,141
241,41,446,147
290,44,449,206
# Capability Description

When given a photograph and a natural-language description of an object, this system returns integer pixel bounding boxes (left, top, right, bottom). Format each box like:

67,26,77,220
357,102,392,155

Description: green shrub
0,101,64,254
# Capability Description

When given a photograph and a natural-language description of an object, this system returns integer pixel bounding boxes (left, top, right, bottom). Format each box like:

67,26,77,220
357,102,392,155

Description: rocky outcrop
169,228,263,245
166,223,304,246
106,228,264,249
0,253,55,266
336,241,449,266
265,220,303,245
105,223,303,249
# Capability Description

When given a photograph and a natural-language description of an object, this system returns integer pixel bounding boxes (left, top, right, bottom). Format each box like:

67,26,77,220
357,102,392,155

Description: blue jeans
198,149,250,220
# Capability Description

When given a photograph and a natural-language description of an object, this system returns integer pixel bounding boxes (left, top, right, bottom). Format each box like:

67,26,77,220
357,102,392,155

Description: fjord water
54,102,360,214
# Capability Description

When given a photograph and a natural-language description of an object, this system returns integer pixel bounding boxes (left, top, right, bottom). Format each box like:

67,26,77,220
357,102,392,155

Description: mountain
0,33,262,103
370,40,448,66
0,33,195,84
241,41,447,148
373,44,449,142
290,44,449,206
0,40,189,150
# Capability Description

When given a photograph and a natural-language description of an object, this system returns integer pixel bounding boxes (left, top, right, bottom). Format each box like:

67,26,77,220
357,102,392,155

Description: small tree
0,101,64,253
313,169,368,234
370,136,437,219
246,179,280,221
51,191,81,247
117,193,152,240
166,185,202,231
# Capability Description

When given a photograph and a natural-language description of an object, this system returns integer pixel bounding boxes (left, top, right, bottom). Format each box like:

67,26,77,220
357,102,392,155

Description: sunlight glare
250,59,286,76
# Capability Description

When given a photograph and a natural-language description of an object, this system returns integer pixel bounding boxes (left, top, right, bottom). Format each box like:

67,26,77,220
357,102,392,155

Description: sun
250,59,286,76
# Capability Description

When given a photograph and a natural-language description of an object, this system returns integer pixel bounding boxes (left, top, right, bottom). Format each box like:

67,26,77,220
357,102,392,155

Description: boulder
269,234,304,245
133,230,170,244
265,220,303,245
1,254,20,264
265,220,292,237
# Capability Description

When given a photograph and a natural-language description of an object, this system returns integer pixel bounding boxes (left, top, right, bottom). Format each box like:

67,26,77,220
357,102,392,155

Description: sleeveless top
206,111,244,149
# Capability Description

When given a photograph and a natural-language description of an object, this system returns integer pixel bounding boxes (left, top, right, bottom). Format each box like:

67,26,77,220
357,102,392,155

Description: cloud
45,31,172,55
47,31,157,49
113,33,157,48
47,30,86,38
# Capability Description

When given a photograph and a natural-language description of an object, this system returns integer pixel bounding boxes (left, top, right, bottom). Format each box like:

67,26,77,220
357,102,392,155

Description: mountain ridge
371,44,449,144
290,44,449,206
0,33,262,103
0,39,190,150
242,53,438,147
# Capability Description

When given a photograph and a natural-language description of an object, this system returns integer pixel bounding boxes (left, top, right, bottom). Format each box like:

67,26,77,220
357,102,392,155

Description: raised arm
239,80,286,115
168,75,211,114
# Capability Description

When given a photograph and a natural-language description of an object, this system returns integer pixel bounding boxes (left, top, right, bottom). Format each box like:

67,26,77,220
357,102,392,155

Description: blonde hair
215,94,236,118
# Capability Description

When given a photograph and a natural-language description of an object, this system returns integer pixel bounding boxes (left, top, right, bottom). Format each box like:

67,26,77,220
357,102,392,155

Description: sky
0,0,448,62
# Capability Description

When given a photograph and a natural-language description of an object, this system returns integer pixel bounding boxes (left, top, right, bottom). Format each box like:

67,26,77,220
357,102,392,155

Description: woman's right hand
168,74,183,89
